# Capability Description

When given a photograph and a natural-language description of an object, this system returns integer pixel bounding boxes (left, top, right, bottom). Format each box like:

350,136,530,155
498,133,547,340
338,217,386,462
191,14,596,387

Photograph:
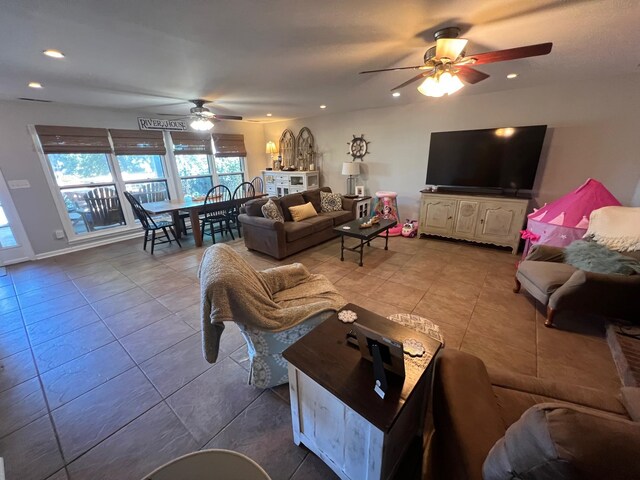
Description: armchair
514,244,640,327
199,244,345,388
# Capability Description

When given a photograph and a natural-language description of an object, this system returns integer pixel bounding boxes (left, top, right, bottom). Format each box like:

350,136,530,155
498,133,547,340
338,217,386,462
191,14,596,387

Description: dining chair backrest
250,176,264,194
124,191,157,230
203,185,233,221
84,187,124,227
232,182,256,201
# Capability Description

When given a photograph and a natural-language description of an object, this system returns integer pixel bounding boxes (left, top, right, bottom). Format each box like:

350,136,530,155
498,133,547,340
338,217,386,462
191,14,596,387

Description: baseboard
35,230,145,261
1,256,33,266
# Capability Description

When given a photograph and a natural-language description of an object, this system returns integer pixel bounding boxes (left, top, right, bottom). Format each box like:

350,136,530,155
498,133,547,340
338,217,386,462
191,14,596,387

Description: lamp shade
342,162,360,176
265,141,277,154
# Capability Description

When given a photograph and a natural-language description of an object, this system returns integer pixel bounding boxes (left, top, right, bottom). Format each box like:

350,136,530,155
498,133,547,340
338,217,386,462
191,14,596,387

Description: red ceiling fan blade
214,114,243,121
360,65,426,74
468,42,552,65
390,71,432,91
456,67,490,84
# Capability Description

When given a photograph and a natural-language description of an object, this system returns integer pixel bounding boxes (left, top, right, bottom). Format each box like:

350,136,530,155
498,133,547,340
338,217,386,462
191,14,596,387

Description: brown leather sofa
426,349,640,480
238,187,357,259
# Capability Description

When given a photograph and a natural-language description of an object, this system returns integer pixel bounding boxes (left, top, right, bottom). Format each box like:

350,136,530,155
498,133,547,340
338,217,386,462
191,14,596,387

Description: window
212,133,248,195
117,155,170,203
214,156,245,193
175,154,213,197
170,131,214,198
35,126,127,237
48,153,125,235
109,128,170,217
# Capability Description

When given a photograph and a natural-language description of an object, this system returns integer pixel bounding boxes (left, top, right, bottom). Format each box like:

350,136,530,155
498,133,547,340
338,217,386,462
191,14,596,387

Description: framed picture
355,185,365,197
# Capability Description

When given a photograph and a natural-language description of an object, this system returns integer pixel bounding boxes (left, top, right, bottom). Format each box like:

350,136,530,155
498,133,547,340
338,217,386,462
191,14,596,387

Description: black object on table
333,217,397,267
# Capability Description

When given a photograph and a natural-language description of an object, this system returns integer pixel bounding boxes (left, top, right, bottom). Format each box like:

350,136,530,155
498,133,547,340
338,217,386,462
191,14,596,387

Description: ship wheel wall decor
347,134,370,161
279,129,296,168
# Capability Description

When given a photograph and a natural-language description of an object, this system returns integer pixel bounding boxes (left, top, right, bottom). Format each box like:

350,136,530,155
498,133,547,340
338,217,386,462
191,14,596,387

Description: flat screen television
426,125,547,193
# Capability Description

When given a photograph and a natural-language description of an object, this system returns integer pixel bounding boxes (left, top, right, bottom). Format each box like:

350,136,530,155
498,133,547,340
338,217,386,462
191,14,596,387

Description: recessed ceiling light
266,113,272,117
320,105,327,109
28,82,43,89
43,49,65,59
392,92,401,97
507,73,518,79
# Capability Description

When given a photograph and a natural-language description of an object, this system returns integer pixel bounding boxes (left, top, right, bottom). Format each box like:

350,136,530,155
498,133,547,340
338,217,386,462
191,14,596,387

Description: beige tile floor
0,232,620,480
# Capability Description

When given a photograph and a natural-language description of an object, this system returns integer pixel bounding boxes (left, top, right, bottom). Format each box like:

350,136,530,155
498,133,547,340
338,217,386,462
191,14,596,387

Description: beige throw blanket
585,206,640,252
198,244,345,363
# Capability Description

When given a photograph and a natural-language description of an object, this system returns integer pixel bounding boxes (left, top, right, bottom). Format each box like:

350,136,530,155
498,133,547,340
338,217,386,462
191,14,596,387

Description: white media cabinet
418,191,529,254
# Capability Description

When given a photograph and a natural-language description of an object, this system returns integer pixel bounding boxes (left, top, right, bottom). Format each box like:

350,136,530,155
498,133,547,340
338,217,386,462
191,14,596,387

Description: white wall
0,100,267,255
3,74,639,257
264,74,640,220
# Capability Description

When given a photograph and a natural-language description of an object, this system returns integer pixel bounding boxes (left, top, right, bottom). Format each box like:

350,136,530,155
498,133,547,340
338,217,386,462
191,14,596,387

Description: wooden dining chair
83,187,125,230
124,191,181,254
201,185,234,244
250,176,264,194
231,182,256,238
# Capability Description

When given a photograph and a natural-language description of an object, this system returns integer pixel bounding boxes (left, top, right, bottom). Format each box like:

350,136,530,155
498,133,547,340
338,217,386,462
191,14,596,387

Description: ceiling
0,0,638,121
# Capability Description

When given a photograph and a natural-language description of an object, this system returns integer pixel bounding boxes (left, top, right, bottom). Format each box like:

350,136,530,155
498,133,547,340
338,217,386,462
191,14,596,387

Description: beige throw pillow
289,202,318,222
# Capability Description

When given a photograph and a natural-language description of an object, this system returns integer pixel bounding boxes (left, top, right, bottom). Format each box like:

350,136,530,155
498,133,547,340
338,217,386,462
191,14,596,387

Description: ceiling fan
360,27,552,97
159,99,243,131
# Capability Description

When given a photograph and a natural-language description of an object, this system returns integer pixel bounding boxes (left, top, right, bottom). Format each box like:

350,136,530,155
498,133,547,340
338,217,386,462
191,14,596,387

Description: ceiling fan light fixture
443,73,464,95
190,118,214,131
417,66,463,98
417,75,443,97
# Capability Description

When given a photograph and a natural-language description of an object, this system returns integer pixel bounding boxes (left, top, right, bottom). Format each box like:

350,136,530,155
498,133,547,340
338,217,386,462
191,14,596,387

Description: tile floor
0,232,621,480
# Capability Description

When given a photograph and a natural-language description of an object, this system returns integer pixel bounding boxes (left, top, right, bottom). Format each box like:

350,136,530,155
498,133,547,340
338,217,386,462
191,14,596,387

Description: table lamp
342,162,360,196
266,141,278,168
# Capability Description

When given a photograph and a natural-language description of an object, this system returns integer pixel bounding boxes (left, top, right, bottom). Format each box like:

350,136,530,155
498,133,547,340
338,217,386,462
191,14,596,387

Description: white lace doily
338,310,357,323
403,338,425,357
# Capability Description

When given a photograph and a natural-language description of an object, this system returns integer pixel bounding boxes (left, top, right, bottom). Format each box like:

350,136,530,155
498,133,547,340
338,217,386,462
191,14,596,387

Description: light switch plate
7,179,31,189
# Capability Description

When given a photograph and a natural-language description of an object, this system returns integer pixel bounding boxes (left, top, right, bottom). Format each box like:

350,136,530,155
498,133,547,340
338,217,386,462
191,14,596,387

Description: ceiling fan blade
456,67,490,84
214,114,243,121
155,114,189,119
391,71,432,91
468,42,552,65
360,65,425,74
435,38,468,61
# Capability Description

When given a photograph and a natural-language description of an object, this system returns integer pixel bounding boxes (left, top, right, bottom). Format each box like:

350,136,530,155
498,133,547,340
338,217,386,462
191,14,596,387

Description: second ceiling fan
159,99,243,131
360,27,552,97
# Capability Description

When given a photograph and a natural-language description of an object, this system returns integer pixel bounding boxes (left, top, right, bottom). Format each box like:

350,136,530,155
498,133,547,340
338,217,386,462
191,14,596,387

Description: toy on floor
401,219,419,238
373,191,403,236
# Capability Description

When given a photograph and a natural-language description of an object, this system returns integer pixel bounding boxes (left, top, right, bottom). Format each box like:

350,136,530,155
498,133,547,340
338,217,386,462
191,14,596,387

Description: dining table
142,194,267,247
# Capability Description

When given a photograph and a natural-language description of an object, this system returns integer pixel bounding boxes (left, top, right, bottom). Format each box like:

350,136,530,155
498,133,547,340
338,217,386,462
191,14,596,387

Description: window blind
109,129,166,155
212,133,247,158
35,125,111,154
170,132,213,155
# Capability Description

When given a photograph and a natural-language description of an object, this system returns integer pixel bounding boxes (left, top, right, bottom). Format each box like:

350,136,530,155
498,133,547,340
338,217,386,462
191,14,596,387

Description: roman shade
109,129,166,155
212,133,247,158
35,125,111,154
170,132,213,155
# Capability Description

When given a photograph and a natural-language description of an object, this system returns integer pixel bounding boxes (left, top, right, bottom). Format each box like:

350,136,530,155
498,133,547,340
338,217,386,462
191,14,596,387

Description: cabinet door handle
480,218,484,224
447,216,452,220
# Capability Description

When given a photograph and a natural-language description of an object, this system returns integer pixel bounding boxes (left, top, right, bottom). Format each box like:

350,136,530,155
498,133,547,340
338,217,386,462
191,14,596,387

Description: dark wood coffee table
334,218,397,266
283,303,442,480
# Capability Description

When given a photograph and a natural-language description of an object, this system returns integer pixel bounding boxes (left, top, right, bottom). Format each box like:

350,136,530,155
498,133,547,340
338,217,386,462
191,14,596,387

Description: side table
354,196,372,219
283,304,443,480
